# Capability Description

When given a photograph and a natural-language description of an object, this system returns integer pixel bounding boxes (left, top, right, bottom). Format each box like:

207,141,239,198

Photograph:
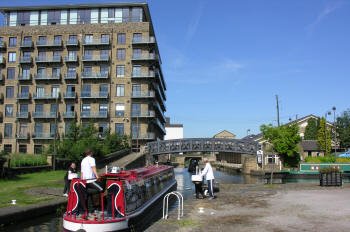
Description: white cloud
185,2,206,45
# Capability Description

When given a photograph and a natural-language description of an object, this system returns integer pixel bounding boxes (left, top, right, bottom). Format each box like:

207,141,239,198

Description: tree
304,118,319,140
336,109,350,150
317,117,331,155
260,123,301,167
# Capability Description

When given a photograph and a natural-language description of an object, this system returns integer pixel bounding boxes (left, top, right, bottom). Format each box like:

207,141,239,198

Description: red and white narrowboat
63,165,177,232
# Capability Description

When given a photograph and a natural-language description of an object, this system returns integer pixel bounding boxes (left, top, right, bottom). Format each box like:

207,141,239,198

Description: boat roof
103,165,172,181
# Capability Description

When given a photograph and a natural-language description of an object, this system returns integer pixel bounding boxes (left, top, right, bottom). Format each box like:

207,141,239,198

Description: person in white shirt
201,158,215,199
81,149,103,192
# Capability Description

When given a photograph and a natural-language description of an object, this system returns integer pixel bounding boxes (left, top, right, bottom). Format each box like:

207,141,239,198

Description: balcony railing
132,53,157,61
64,73,78,80
131,110,155,118
32,132,55,139
16,112,30,119
33,93,60,100
63,92,76,99
63,111,76,118
81,111,108,118
81,72,109,79
131,71,155,78
132,36,155,44
153,118,166,134
64,56,79,62
16,133,30,140
83,38,110,46
34,74,61,80
17,92,31,100
36,56,62,63
20,41,34,48
132,132,155,140
66,39,79,46
18,74,32,81
36,40,63,47
19,56,33,64
131,91,155,98
80,92,109,99
32,111,58,118
82,55,110,62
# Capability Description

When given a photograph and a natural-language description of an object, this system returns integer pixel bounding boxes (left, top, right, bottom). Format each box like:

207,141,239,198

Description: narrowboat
63,165,177,232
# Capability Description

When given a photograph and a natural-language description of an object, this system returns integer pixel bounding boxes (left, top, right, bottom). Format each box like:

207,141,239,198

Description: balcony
36,40,63,48
20,41,34,49
153,101,166,120
17,92,31,100
66,39,79,47
32,132,55,140
131,110,155,118
16,132,30,140
81,111,108,119
81,72,109,80
83,38,110,46
80,91,109,99
131,71,155,79
35,56,62,64
18,74,32,81
153,118,166,134
34,74,61,81
19,56,33,64
131,91,155,98
82,55,110,62
63,92,76,99
33,93,60,100
0,41,6,50
64,56,79,63
32,111,58,119
16,112,30,119
63,111,76,119
153,82,166,102
131,53,157,61
132,36,155,45
132,132,155,140
64,73,78,80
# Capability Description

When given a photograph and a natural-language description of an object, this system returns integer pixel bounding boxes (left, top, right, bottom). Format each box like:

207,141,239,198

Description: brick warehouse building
0,3,166,154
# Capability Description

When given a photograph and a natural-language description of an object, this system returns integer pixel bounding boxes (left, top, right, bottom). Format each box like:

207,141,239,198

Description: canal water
1,167,261,232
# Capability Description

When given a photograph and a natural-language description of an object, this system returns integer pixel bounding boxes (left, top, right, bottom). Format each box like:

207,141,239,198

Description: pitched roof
301,140,320,151
213,130,236,138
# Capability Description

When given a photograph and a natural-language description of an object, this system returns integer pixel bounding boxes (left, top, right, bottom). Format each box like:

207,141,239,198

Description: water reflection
1,167,253,232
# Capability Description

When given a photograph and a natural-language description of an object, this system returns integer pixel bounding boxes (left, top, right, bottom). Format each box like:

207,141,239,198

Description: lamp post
325,111,331,155
332,106,337,155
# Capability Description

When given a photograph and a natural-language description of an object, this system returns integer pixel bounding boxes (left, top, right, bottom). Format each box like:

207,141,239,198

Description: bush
9,153,48,167
319,166,340,174
335,157,350,163
305,156,336,163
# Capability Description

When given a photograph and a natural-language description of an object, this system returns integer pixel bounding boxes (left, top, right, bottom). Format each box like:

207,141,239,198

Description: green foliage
317,117,332,155
319,166,340,174
336,109,350,149
53,123,130,163
304,118,319,140
9,153,48,167
304,156,336,163
260,123,301,167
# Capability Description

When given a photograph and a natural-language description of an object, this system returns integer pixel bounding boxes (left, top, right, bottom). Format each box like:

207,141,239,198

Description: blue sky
1,0,349,138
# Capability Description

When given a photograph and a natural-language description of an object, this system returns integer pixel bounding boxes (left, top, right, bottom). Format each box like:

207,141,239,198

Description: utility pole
276,95,280,127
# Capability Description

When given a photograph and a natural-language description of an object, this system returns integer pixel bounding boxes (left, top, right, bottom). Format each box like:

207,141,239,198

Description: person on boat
63,162,77,197
201,158,215,199
81,149,104,193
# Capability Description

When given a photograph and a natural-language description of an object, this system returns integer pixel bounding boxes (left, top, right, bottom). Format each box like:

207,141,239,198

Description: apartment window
84,49,93,59
132,84,141,96
0,37,3,44
101,34,109,43
34,123,43,135
7,67,15,80
51,85,60,98
9,37,17,47
8,52,16,63
132,103,141,116
50,104,58,113
132,123,140,138
66,103,74,112
52,67,61,77
20,86,29,96
6,86,14,98
38,36,47,45
131,7,143,22
4,123,13,138
83,66,92,74
20,104,28,113
68,50,77,60
100,84,108,95
5,104,13,117
116,84,125,96
19,145,27,154
50,123,57,137
98,123,108,136
100,50,109,58
82,104,91,116
122,8,130,22
66,85,75,93
53,51,61,60
37,67,46,77
84,34,93,44
34,145,43,154
35,104,43,112
4,144,12,153
117,33,126,44
132,65,141,77
48,10,61,25
68,35,77,44
117,48,125,60
36,86,45,97
115,123,124,135
65,122,73,135
133,48,141,59
17,12,30,26
115,103,125,117
99,104,108,113
22,67,31,78
23,36,32,46
100,65,109,75
78,9,91,24
116,65,125,77
23,51,31,59
133,33,142,43
82,84,91,97
19,123,28,136
54,35,62,45
67,66,76,77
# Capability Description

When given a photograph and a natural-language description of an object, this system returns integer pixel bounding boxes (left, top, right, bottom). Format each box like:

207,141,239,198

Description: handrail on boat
162,191,183,220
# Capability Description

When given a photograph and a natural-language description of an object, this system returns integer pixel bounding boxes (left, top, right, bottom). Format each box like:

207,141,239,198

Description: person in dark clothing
63,162,77,197
194,180,205,199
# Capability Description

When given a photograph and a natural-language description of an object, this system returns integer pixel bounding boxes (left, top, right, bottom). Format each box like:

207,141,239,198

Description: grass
0,170,65,208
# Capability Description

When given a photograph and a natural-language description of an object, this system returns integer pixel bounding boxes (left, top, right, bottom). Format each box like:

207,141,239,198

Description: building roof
213,130,236,139
301,140,320,151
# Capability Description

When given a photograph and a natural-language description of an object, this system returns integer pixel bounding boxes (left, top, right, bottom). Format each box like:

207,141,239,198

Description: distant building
213,130,236,139
164,117,183,140
301,140,324,160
